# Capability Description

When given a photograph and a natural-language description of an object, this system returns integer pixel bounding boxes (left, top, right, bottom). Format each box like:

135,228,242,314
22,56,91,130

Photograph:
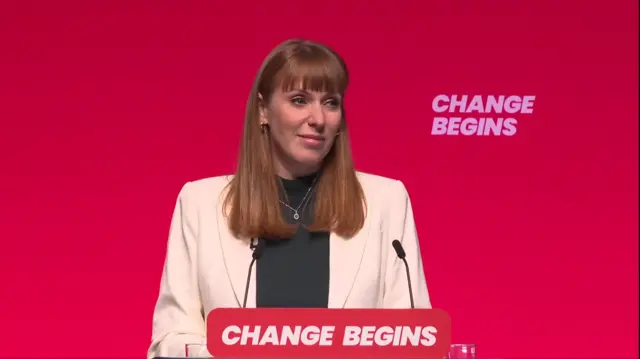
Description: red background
0,1,637,358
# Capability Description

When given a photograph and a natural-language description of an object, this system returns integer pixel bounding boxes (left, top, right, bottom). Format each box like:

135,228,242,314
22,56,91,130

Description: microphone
392,239,415,309
242,239,265,308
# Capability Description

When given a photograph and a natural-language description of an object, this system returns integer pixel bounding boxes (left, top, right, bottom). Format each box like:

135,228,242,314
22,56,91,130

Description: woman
147,38,432,358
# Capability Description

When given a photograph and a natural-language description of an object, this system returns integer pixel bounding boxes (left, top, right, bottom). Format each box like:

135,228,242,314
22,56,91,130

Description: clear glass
185,343,212,358
447,343,476,359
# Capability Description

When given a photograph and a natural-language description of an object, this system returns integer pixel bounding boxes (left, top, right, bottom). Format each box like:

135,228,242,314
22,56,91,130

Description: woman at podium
148,38,432,358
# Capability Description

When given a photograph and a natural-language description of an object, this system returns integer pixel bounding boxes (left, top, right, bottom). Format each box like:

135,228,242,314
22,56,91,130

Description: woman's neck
272,153,322,180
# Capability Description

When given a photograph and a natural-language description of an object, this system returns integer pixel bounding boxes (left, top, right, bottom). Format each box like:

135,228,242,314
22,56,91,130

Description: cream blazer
147,172,432,359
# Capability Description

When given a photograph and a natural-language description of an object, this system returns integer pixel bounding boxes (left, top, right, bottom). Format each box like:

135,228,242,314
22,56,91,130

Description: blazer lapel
216,207,256,308
328,219,371,308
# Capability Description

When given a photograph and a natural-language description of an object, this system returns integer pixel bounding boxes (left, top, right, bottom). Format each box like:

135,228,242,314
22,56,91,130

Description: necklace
279,175,319,221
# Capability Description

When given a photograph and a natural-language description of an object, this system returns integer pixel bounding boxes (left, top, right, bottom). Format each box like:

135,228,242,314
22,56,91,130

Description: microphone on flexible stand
242,239,265,308
392,239,415,309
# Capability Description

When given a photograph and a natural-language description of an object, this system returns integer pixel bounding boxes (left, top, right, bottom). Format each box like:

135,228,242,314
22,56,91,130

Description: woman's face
260,86,342,179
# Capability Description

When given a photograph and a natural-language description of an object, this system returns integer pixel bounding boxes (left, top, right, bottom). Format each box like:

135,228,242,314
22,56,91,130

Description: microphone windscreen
252,242,265,259
392,239,406,259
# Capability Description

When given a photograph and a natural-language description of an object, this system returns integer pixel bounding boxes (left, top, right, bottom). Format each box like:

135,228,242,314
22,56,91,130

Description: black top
255,173,330,308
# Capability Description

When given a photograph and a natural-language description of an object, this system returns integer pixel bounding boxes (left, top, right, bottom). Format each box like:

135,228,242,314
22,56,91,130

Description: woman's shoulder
354,172,414,222
175,174,234,203
355,171,411,202
355,171,407,192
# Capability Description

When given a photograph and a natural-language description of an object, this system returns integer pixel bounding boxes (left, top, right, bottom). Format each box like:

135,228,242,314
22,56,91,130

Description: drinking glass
447,343,476,359
185,343,212,358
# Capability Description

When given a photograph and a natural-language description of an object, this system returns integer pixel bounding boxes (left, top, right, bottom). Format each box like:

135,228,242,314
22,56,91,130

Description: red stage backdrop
0,1,637,358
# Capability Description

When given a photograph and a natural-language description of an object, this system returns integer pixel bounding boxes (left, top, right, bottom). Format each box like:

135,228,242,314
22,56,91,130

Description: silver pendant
293,213,300,220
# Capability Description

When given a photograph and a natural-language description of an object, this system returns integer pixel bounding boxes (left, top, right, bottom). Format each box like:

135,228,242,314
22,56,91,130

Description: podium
153,307,451,359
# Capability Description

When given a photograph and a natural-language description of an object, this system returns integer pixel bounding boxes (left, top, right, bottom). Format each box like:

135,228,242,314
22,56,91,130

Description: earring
260,122,267,132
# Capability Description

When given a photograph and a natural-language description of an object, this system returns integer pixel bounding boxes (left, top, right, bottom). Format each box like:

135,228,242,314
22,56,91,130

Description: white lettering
392,325,403,345
431,117,518,136
431,117,449,135
280,325,301,345
432,94,450,113
342,326,438,346
258,325,279,345
221,325,241,345
342,326,361,346
300,326,334,346
359,326,377,346
520,95,535,114
431,95,536,114
241,325,261,345
400,326,421,346
420,326,437,346
449,95,467,112
221,325,436,347
373,326,394,346
221,325,335,346
466,96,484,113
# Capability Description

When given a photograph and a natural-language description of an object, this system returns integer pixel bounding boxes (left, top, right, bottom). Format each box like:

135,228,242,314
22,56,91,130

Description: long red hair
223,39,366,239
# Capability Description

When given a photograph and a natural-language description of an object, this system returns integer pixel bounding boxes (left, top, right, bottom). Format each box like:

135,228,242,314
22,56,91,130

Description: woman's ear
258,93,268,125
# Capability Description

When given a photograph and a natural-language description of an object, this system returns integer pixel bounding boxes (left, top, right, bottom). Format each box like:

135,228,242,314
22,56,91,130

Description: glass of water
447,343,476,358
185,343,212,358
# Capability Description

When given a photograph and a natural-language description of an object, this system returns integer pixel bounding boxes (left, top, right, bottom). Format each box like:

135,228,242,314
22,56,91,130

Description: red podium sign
206,308,451,358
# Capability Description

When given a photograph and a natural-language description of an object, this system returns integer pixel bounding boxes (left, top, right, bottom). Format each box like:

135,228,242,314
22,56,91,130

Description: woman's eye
291,97,306,105
325,99,340,108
